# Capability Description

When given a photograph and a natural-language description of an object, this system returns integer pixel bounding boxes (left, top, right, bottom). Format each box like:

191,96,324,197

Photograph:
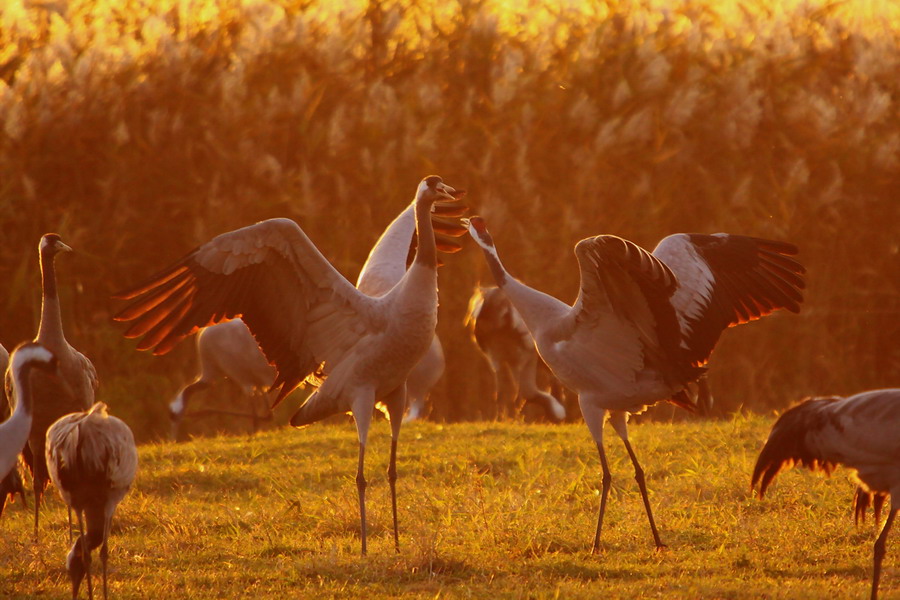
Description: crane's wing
113,218,379,404
570,236,688,388
653,233,805,367
70,348,99,407
356,200,468,297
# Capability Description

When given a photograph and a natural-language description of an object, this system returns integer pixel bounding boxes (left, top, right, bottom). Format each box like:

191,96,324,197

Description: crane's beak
436,182,465,201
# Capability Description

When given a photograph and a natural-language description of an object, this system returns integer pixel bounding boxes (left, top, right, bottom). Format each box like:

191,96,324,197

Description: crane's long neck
413,198,437,270
11,364,35,418
477,242,570,334
37,249,64,344
477,243,508,287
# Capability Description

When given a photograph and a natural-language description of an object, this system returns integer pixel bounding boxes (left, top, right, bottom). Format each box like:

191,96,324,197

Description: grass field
0,415,889,598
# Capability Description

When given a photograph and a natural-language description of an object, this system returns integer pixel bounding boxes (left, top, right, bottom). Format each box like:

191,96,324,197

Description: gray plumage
465,286,566,422
113,176,465,555
0,343,57,515
467,217,805,551
170,318,275,439
752,389,900,600
47,402,137,600
5,234,99,537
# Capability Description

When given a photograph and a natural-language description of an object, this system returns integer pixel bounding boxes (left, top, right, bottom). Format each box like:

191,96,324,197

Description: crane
752,389,900,600
5,234,98,538
46,402,138,600
1,343,58,507
465,285,567,422
466,216,805,550
113,176,465,555
169,318,276,439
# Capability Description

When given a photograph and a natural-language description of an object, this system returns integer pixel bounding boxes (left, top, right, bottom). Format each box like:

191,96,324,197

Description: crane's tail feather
853,487,887,527
751,397,840,498
289,390,345,428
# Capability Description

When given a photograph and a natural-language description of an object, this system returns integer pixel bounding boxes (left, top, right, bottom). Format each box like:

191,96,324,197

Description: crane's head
66,538,88,599
39,233,73,257
463,216,495,249
416,175,465,206
10,342,57,377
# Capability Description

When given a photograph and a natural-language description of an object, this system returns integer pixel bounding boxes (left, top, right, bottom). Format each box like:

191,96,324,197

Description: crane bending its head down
466,215,805,551
46,402,137,600
113,176,466,555
752,389,900,600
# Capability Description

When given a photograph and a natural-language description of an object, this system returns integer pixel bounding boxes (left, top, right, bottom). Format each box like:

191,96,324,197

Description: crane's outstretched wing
114,218,378,404
653,233,805,367
571,235,692,389
356,199,467,297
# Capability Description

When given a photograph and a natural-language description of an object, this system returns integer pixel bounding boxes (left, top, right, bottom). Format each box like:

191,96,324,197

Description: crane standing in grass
752,389,900,600
46,402,138,600
464,285,566,422
0,343,58,505
466,216,805,550
0,342,28,515
113,176,466,555
4,234,99,538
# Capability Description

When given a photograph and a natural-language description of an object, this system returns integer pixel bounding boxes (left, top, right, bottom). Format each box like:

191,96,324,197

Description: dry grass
0,0,897,440
0,416,892,598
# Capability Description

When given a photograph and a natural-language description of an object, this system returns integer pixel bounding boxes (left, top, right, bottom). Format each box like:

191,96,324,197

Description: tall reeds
1,0,897,438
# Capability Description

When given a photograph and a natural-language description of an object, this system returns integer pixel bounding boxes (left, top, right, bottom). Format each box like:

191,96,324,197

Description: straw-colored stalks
0,0,897,438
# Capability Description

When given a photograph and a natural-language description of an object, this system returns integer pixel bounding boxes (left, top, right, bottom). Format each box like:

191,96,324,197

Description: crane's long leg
33,476,45,540
579,400,611,553
75,509,94,600
592,440,613,554
383,384,407,552
100,513,112,600
872,501,896,600
609,411,665,549
351,392,375,556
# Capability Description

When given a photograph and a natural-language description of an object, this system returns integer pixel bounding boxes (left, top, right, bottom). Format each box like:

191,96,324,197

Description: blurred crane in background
464,286,566,422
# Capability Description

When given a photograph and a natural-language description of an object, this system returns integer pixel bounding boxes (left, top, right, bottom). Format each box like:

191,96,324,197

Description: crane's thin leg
697,375,713,415
33,479,44,540
68,507,73,542
872,502,896,600
248,391,259,433
383,384,407,553
579,400,611,553
76,509,94,600
609,411,665,549
100,514,112,600
351,394,375,556
592,440,613,554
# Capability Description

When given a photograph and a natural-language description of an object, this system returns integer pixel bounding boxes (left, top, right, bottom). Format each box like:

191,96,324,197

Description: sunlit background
0,0,898,441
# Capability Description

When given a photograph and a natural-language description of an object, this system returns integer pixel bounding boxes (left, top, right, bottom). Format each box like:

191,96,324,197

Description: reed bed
0,0,897,440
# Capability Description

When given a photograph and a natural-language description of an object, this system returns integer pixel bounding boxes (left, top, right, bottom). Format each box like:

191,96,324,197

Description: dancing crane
752,389,900,600
113,176,465,555
46,402,138,600
466,216,805,550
